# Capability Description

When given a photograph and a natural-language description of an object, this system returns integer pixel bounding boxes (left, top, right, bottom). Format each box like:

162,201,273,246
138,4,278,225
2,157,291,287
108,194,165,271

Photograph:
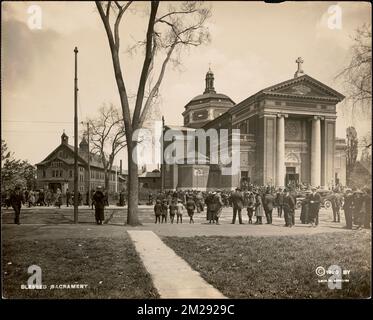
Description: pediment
262,75,345,101
37,144,86,166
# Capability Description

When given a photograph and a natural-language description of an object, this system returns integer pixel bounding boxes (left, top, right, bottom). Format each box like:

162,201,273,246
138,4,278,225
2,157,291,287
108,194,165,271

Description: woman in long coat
205,192,214,223
254,193,264,224
93,186,105,225
300,193,310,224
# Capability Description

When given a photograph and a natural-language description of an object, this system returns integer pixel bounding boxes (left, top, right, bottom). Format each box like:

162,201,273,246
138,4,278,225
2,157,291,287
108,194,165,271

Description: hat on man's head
311,187,317,191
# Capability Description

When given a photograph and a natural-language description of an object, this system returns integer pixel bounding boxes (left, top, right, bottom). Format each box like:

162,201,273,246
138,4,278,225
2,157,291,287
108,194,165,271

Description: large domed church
162,59,347,191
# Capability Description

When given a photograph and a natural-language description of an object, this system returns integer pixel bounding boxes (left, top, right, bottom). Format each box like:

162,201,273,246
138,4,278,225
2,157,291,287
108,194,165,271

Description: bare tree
95,1,211,225
87,103,126,192
336,23,372,115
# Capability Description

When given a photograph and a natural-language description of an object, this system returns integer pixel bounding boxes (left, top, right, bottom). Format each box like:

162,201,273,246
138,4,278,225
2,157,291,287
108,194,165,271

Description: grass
163,231,371,298
2,235,159,299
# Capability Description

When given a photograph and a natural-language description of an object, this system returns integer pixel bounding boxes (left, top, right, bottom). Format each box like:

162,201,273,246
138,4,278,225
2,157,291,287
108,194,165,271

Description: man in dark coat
186,197,196,224
331,191,342,223
205,192,214,223
276,188,284,217
343,189,354,229
230,188,244,224
10,185,24,225
308,187,321,227
92,186,105,225
283,189,295,227
263,188,275,224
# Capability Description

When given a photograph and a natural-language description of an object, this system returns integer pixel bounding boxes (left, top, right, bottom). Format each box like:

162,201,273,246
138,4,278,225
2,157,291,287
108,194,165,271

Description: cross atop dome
294,57,305,78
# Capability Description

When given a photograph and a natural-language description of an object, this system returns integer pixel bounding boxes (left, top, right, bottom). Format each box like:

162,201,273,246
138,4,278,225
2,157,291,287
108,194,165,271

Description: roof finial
294,57,305,78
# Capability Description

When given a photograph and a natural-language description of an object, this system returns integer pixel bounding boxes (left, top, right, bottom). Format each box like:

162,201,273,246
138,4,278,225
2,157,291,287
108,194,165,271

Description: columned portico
276,114,287,187
311,116,322,187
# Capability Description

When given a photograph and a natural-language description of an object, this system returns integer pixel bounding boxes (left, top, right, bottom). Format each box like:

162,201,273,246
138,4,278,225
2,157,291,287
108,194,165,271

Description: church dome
190,92,233,103
183,68,235,128
185,68,235,108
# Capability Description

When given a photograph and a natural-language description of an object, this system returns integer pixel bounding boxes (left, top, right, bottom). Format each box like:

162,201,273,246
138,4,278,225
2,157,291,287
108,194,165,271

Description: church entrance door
285,167,299,187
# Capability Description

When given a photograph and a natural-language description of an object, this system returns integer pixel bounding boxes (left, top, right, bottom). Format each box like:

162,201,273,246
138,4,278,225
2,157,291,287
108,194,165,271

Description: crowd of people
3,185,112,225
3,183,371,230
150,185,371,230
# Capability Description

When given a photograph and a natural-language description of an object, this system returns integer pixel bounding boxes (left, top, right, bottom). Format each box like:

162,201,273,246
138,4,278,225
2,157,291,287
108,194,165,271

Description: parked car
294,189,335,209
317,189,334,209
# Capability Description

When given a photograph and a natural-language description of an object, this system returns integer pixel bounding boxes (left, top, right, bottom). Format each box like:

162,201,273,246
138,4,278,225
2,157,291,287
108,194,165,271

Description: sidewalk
128,230,226,299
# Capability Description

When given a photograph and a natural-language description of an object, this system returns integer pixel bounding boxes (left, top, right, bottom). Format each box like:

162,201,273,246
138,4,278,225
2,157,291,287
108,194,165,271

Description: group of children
153,197,197,224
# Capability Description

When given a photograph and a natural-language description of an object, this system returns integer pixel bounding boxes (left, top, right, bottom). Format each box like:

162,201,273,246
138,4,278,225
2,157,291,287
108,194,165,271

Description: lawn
2,235,159,299
163,231,371,298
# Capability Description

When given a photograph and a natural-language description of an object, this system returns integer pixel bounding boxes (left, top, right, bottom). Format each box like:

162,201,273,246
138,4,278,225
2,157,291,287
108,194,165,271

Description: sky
1,1,372,166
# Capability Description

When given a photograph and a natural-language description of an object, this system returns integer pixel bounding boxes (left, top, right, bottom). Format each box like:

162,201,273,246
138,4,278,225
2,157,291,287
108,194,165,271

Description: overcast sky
2,1,371,166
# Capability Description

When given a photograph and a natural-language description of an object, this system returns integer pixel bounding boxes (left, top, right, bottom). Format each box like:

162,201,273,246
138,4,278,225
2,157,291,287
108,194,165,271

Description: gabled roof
229,74,345,115
36,143,119,172
260,74,345,101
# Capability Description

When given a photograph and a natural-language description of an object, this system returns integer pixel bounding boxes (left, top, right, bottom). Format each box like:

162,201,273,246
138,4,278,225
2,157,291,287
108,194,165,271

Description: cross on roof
296,57,304,70
294,57,305,78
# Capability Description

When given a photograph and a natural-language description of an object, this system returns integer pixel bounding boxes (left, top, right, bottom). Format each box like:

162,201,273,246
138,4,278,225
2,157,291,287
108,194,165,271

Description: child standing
169,200,177,224
161,200,169,223
176,199,184,224
154,200,162,224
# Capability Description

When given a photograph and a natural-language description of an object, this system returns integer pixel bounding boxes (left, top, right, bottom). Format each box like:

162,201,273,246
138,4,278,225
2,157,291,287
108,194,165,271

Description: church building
162,58,347,190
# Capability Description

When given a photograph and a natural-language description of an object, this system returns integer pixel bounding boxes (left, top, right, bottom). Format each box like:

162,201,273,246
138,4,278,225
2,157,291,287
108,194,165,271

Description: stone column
311,116,321,187
276,114,286,187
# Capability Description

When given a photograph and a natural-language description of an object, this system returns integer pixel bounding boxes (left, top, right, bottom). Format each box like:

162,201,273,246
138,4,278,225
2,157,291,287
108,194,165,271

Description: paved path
127,230,226,299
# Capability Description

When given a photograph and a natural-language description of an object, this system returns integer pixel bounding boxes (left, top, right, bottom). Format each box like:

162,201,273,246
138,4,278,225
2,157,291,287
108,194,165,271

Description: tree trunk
126,139,140,225
104,170,109,193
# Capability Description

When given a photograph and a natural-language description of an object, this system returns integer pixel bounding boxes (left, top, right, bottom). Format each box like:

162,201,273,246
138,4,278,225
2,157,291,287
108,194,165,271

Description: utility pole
87,122,91,207
74,46,79,223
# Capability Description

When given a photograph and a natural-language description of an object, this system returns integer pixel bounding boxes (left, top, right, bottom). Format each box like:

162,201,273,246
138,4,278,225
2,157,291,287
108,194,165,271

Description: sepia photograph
1,0,372,306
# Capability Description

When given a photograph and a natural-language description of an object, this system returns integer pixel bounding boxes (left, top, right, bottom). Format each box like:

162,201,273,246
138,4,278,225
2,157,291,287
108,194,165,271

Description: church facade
162,59,347,190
